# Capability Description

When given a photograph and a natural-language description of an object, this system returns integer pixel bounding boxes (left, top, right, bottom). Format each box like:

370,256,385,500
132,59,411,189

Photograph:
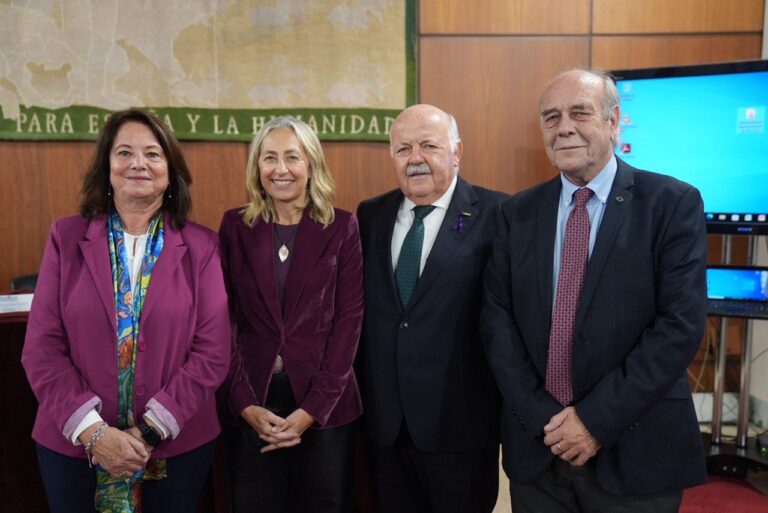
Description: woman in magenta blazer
22,109,231,513
218,116,364,513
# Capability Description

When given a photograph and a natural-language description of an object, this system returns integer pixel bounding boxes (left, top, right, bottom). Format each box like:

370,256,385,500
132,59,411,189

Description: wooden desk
0,307,49,513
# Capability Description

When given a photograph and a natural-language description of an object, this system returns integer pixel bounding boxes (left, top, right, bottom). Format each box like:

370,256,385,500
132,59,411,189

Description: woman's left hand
259,408,315,453
282,408,315,437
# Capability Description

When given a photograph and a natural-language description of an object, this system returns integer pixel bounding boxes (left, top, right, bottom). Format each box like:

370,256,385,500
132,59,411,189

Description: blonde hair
241,116,336,227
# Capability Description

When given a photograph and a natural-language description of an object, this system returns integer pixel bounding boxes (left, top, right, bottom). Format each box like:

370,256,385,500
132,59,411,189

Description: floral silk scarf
96,210,167,513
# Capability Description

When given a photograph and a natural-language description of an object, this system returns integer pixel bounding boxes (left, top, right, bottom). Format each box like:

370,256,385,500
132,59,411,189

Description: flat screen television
612,60,768,235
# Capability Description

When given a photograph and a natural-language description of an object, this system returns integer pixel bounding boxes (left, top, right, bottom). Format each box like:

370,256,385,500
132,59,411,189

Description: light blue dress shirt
552,154,618,299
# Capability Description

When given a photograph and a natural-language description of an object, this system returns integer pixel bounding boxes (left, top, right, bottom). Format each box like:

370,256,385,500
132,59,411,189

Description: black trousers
510,457,683,513
369,423,499,513
223,423,356,513
36,441,214,513
222,371,356,513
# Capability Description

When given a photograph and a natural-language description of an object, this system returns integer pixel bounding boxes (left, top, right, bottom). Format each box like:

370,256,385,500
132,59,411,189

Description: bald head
540,69,619,122
390,104,461,155
538,69,620,185
389,104,463,205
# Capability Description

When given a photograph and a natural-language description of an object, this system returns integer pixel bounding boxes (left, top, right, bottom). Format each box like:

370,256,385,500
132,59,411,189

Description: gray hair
595,70,620,121
446,114,461,152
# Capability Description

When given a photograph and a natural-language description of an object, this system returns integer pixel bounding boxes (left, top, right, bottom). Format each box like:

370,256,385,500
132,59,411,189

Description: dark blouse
273,223,299,311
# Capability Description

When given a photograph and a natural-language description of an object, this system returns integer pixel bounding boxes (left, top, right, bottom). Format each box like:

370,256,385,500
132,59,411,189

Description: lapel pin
454,212,472,233
615,196,624,203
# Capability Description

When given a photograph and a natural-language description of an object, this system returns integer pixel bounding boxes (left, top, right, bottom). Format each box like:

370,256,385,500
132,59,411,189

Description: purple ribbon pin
453,211,472,233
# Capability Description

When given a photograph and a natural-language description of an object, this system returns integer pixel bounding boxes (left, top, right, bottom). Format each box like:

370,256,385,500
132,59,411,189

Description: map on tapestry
0,0,415,141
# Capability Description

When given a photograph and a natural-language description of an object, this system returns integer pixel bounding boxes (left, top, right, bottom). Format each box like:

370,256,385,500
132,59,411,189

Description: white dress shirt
391,175,458,274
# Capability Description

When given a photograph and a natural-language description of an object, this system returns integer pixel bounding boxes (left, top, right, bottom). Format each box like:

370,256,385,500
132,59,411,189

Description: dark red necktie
546,187,593,406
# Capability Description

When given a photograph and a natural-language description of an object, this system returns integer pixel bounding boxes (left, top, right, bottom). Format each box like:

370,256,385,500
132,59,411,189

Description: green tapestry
0,1,416,142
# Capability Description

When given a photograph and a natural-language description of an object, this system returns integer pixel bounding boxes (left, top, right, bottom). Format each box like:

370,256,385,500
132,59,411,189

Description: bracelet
84,421,108,468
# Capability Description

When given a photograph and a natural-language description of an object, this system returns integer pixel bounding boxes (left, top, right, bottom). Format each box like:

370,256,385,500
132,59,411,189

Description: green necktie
395,205,436,308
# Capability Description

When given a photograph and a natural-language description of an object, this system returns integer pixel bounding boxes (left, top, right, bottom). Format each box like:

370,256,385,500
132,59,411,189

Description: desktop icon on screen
737,106,765,134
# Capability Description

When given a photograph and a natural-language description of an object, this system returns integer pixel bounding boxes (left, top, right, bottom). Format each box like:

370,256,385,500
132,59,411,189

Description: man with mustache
356,104,508,513
481,69,707,512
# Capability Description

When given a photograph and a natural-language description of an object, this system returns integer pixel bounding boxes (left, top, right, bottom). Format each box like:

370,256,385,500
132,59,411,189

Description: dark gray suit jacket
481,157,708,495
357,177,507,452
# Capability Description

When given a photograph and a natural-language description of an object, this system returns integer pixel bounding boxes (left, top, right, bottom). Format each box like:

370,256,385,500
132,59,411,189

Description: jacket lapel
575,160,634,328
141,212,188,321
405,177,478,309
79,215,117,333
282,210,335,323
536,177,561,318
239,218,283,329
374,192,403,312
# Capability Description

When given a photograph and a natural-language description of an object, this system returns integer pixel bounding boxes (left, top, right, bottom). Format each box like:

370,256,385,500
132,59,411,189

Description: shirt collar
559,154,617,208
401,174,458,212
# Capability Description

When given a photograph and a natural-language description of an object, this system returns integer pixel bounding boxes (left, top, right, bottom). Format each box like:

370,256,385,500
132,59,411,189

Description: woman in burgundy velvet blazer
218,116,364,513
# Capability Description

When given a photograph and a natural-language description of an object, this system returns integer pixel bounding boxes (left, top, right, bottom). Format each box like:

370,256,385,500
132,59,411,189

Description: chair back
10,274,38,291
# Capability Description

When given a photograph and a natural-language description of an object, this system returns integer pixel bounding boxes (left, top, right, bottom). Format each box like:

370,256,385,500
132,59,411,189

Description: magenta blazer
22,213,231,459
218,207,363,428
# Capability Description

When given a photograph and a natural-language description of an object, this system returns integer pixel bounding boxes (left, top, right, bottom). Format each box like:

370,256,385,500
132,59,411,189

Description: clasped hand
543,406,601,466
80,425,151,478
241,405,315,453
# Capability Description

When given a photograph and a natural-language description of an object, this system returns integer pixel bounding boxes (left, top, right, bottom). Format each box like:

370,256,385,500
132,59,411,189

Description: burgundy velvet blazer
22,213,232,459
218,207,364,428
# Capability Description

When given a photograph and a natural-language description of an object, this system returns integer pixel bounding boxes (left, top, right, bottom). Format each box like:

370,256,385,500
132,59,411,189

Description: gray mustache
406,164,431,176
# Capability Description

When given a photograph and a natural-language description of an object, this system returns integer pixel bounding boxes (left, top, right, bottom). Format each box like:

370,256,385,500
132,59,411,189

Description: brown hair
79,109,192,229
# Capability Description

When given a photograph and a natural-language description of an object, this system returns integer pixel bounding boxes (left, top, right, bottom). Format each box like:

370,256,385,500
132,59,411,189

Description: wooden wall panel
593,0,765,34
1,0,764,316
181,141,248,230
420,0,589,34
420,37,589,194
0,139,391,289
592,34,764,70
324,141,397,212
0,141,90,289
184,141,395,229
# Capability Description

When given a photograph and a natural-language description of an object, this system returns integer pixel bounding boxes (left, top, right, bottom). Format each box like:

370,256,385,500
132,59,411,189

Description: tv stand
705,235,768,477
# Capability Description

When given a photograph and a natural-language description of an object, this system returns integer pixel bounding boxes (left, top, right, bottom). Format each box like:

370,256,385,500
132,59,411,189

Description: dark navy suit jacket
357,177,507,452
481,157,708,495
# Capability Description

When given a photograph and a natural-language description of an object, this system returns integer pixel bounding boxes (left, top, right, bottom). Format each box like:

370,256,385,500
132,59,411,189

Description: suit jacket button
400,322,408,330
135,386,145,397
